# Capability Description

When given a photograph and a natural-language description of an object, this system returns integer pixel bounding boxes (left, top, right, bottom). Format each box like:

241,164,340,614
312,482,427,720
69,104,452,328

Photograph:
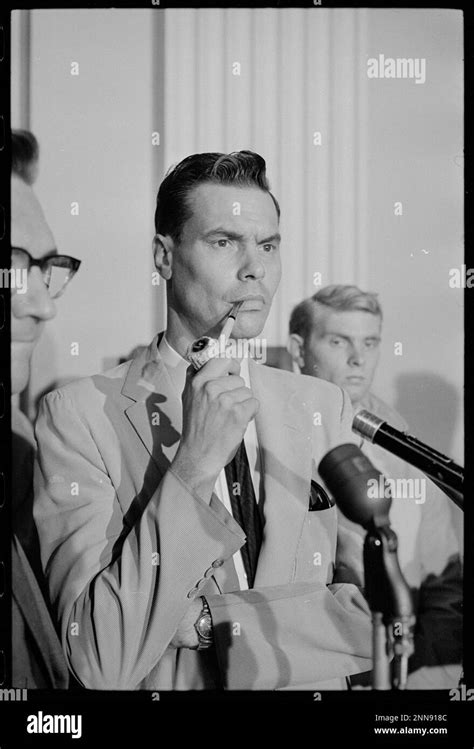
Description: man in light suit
34,151,372,690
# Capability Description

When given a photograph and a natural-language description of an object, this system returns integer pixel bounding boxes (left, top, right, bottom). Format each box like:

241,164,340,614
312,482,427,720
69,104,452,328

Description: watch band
193,596,213,650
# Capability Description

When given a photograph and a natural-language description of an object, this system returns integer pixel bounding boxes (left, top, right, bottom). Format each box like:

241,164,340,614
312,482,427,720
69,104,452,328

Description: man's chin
230,316,266,341
345,383,369,405
11,351,32,396
11,369,30,396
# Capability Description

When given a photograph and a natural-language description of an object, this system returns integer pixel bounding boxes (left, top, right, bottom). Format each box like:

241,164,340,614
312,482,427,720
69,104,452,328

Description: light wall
162,7,463,464
365,10,463,464
163,8,372,342
12,9,164,413
12,9,463,538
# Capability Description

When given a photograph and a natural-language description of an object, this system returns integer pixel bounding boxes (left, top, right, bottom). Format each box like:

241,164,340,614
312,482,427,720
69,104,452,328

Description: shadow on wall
394,372,460,458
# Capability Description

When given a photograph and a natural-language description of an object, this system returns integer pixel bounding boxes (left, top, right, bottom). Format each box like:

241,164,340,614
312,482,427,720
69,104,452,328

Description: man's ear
153,234,174,281
287,333,306,370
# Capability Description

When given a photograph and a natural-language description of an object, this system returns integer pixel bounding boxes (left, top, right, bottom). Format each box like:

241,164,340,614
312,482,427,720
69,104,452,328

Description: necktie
224,441,263,588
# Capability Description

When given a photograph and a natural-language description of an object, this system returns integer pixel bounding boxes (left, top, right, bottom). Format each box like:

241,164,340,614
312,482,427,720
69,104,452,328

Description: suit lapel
121,334,242,593
122,336,183,479
249,360,312,587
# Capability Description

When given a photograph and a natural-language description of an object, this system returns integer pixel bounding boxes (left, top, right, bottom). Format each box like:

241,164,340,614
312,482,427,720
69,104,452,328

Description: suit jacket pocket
308,479,335,511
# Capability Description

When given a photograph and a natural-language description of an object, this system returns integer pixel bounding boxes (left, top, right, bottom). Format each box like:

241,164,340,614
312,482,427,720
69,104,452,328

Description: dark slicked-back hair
12,129,39,185
154,150,280,243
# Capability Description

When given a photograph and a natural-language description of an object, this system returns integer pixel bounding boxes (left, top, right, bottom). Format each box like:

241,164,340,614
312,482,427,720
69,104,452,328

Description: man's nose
348,345,365,366
237,244,265,281
15,266,57,321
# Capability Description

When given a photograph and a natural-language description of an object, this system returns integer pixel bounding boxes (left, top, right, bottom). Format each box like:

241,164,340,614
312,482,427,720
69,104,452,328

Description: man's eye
262,243,276,252
329,338,344,346
365,340,378,349
214,239,231,248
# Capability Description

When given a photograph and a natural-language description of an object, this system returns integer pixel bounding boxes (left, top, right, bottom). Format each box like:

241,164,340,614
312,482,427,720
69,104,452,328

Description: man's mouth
231,295,265,311
13,336,38,344
12,325,41,344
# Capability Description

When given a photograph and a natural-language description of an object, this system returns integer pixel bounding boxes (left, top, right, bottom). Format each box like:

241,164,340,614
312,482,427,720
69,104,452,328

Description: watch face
197,615,213,640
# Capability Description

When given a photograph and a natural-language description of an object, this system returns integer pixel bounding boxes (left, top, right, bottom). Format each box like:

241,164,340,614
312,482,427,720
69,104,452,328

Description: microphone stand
318,443,421,689
364,519,415,689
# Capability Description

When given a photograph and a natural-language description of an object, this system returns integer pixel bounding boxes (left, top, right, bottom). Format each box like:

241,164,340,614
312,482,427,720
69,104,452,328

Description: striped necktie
224,441,263,588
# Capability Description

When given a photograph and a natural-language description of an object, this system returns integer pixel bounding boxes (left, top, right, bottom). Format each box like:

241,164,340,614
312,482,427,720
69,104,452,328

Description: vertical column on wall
273,10,306,345
164,9,199,167
354,8,370,289
328,9,369,288
251,7,280,203
152,10,166,332
222,9,252,151
162,7,370,346
11,10,31,128
304,9,331,305
197,10,227,152
250,8,281,345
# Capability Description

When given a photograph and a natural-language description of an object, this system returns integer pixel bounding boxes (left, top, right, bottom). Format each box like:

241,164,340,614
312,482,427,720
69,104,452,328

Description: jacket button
212,559,224,568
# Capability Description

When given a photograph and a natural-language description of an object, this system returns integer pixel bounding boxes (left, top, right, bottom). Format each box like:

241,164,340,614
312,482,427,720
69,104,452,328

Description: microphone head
318,443,391,528
352,410,384,442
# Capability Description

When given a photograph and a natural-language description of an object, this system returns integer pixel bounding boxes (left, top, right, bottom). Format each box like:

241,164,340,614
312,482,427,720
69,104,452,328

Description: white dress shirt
158,334,262,590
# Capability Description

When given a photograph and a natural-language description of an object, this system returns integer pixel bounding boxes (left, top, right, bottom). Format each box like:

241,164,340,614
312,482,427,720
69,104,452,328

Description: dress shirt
158,333,262,590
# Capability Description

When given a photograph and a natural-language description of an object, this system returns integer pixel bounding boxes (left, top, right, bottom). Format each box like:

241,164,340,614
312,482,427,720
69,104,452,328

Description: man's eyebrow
324,332,381,343
259,233,281,244
202,229,281,244
13,246,59,259
324,331,350,340
202,228,244,240
13,245,58,256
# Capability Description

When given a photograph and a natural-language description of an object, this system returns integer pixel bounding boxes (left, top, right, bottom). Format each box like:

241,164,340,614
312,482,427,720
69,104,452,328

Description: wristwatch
193,597,213,650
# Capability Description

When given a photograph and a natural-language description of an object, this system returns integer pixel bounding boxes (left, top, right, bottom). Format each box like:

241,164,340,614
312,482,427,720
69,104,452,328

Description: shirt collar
158,332,251,393
159,332,188,370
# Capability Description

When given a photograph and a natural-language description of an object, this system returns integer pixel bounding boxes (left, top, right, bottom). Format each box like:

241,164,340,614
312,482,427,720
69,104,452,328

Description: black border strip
0,9,11,691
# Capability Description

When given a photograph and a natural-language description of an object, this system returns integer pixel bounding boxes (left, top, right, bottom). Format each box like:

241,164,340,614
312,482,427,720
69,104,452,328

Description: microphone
318,443,391,528
352,410,464,509
319,444,414,690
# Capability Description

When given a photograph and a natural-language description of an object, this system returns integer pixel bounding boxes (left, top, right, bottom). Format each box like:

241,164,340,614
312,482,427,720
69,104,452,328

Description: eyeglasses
11,247,81,299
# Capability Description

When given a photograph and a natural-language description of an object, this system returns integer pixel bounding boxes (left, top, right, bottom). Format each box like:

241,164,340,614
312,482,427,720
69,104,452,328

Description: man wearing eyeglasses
11,129,80,687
